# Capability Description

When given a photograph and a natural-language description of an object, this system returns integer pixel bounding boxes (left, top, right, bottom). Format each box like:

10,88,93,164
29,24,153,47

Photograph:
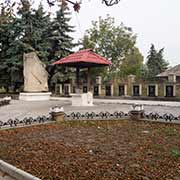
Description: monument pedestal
19,92,52,101
71,92,93,106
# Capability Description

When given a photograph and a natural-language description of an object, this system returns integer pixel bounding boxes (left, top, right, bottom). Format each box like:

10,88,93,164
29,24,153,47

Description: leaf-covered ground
0,120,180,180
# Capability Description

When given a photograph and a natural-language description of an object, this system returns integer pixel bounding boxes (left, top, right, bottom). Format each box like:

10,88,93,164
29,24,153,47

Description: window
119,85,125,96
133,85,140,96
106,86,111,96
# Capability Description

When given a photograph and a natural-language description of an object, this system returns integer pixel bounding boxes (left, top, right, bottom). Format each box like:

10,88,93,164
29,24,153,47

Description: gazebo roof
53,49,112,68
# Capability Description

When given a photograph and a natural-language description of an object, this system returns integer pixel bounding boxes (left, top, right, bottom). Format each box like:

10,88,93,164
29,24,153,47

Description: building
54,64,180,99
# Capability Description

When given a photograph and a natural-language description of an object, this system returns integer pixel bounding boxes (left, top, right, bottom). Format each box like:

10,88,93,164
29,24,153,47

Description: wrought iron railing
0,111,180,129
0,115,53,129
64,111,129,120
64,111,180,122
144,112,179,122
0,99,10,107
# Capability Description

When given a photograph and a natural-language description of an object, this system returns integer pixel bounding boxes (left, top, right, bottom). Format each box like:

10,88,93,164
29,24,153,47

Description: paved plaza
0,97,180,122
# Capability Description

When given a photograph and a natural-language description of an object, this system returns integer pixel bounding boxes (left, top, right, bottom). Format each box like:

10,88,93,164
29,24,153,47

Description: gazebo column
87,67,91,92
76,67,80,93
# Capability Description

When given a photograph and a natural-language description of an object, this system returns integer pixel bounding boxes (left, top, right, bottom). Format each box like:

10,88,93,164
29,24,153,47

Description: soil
0,120,180,180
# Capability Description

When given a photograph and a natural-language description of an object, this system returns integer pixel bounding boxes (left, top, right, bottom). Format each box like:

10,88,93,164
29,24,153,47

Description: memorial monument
19,52,51,101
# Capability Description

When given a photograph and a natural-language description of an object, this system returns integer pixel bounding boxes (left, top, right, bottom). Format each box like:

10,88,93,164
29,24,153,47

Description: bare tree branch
46,0,121,11
102,0,121,6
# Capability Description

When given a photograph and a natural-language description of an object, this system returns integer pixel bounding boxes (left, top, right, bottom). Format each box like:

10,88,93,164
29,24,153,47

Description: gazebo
53,49,112,93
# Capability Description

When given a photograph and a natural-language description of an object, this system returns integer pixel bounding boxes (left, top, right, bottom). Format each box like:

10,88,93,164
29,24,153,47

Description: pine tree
48,6,75,61
146,44,157,79
0,0,52,91
146,44,169,80
2,0,34,91
156,48,169,72
31,3,51,63
0,1,76,91
48,7,75,88
14,1,51,63
0,2,17,91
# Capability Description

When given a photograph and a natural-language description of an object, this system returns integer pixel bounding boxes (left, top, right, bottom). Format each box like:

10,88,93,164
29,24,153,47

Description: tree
0,1,17,91
48,6,75,61
0,0,76,91
0,0,36,91
79,15,143,81
146,44,169,79
0,0,51,91
120,47,144,77
31,3,51,63
47,6,75,90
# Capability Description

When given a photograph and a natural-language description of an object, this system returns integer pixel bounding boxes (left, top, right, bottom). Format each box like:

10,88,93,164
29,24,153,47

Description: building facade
54,65,180,99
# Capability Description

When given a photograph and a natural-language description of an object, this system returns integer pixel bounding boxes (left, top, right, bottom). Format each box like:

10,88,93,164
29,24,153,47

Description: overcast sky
39,0,180,66
64,0,179,66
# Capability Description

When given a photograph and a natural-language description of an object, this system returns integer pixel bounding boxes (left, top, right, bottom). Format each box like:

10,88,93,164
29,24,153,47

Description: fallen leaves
0,120,180,179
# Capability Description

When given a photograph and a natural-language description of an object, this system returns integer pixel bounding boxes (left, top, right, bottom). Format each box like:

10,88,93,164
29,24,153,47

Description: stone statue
23,52,48,92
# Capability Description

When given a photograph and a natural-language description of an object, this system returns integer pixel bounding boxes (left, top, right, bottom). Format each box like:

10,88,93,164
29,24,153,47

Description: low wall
0,160,40,180
94,95,180,102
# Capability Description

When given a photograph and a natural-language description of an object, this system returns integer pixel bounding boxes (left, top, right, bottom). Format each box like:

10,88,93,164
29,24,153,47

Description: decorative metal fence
0,111,180,129
0,99,10,107
64,111,129,120
0,115,53,129
144,112,180,122
64,111,180,122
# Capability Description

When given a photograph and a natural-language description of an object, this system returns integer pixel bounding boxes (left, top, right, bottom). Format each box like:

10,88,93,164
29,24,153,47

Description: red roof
53,49,112,68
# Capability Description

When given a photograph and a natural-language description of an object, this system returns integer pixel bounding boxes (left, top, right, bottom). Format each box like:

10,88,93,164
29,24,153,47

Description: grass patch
171,149,180,158
164,127,178,136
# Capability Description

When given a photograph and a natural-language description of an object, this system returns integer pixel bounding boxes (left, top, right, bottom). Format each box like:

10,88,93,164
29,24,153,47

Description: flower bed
0,120,180,179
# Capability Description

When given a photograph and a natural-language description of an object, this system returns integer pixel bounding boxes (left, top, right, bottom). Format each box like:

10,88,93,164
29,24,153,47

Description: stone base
129,110,144,120
19,92,52,101
71,92,93,106
51,112,65,121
